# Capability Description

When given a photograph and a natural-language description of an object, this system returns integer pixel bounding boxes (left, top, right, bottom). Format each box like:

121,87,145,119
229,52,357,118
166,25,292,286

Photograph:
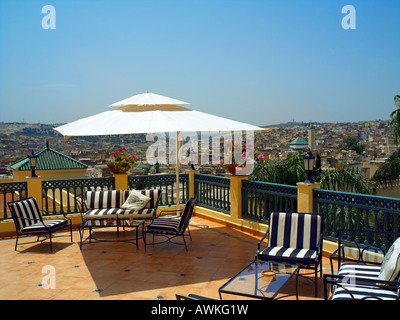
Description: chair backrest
7,197,43,232
85,190,124,209
178,198,196,233
268,212,323,251
85,189,162,210
139,189,162,209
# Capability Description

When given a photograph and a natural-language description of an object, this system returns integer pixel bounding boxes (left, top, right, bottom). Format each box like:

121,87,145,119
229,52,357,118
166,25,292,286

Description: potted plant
220,139,265,175
107,147,137,174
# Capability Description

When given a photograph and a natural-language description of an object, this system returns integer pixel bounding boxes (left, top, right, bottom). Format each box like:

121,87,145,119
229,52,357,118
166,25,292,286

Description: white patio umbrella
54,91,263,212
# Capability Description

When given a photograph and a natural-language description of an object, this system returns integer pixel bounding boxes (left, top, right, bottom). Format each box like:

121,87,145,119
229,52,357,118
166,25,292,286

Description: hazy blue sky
0,0,399,126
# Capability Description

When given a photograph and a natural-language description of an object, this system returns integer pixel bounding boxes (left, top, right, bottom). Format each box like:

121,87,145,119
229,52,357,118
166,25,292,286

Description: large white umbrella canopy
55,94,261,136
55,91,263,211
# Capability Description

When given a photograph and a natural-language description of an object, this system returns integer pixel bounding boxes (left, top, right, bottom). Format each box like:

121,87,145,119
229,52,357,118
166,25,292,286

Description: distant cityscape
0,119,397,180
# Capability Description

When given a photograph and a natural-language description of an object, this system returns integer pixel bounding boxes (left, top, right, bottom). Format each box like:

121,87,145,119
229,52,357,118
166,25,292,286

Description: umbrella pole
176,131,180,216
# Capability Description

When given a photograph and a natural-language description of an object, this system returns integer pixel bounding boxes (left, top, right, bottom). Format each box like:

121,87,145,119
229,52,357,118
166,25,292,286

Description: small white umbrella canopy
55,91,263,211
109,91,191,107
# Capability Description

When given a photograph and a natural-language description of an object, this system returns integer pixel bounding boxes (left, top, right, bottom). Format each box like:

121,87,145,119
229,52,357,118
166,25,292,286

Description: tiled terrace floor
0,215,335,300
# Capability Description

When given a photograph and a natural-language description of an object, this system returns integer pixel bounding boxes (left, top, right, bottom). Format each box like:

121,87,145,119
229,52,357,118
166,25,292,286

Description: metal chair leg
182,234,188,251
49,233,53,253
135,226,139,250
78,223,84,249
89,226,92,243
295,268,300,300
14,235,19,251
315,267,318,297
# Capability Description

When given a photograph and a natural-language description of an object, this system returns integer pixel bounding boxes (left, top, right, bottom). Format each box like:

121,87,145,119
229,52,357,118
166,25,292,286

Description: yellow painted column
230,175,248,221
296,182,321,213
113,173,128,190
26,176,43,210
185,170,200,199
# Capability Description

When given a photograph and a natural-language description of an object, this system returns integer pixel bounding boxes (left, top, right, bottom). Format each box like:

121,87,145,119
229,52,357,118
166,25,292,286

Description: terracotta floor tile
0,216,333,300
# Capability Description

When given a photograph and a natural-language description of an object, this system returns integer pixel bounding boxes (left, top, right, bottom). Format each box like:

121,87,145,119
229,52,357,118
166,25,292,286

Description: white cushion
121,190,150,211
378,237,400,281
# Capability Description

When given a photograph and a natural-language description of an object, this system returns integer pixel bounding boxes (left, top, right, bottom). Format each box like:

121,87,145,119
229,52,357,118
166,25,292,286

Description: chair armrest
311,232,324,264
157,208,184,217
40,209,71,220
317,232,324,255
71,195,87,221
256,229,269,258
336,229,391,268
74,196,87,211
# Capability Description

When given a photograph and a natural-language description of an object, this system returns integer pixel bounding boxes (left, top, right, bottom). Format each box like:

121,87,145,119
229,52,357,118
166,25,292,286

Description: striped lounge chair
7,197,72,253
324,264,400,300
144,197,196,252
256,211,324,296
324,229,400,300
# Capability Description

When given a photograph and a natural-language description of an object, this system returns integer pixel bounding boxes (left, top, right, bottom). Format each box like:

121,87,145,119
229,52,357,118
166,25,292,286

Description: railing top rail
244,179,298,190
194,173,230,185
243,180,298,197
128,173,188,177
128,173,188,183
0,181,27,185
42,177,114,183
0,181,27,189
314,188,400,213
194,173,230,180
314,188,400,203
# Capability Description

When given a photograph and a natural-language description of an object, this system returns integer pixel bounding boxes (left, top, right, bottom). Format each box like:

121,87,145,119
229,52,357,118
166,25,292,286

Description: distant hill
261,121,325,128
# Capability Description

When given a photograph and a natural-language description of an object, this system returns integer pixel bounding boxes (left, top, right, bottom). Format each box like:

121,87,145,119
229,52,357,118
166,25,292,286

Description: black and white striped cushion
85,190,124,209
260,246,317,261
83,208,155,220
338,263,381,280
259,212,321,264
117,208,154,220
21,219,69,233
83,208,121,219
269,212,321,250
332,284,399,300
146,216,181,233
332,263,399,300
9,198,42,231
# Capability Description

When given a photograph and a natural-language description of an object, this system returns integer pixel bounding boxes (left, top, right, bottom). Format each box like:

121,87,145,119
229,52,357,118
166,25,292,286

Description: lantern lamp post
303,149,315,183
27,150,38,178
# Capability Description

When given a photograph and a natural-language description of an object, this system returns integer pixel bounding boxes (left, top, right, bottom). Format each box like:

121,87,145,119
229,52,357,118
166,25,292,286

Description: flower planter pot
226,164,237,175
226,164,251,176
107,163,129,174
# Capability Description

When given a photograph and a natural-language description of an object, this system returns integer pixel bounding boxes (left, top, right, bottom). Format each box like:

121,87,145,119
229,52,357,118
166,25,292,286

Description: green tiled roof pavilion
10,142,88,171
289,136,309,149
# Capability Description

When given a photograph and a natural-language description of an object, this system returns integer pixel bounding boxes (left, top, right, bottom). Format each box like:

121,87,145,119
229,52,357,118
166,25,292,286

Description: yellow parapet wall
193,205,268,237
